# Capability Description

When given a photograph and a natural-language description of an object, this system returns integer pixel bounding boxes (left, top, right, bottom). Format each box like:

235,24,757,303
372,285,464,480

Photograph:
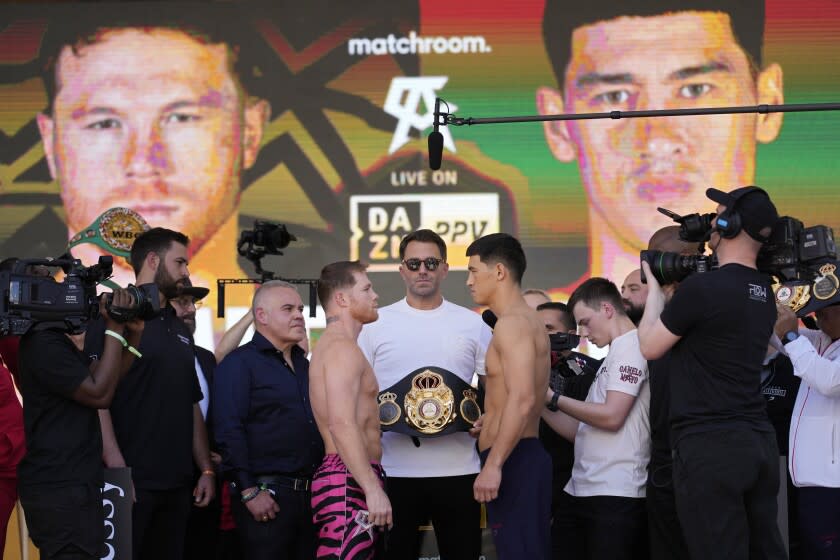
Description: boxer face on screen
538,10,783,260
38,28,269,259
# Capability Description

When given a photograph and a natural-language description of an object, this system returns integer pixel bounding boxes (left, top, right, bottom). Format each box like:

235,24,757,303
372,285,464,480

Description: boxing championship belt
777,261,840,317
378,366,482,438
67,207,150,290
67,207,150,259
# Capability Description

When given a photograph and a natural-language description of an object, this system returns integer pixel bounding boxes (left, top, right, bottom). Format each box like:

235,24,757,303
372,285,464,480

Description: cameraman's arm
72,290,142,408
72,334,126,408
638,262,681,359
120,320,143,373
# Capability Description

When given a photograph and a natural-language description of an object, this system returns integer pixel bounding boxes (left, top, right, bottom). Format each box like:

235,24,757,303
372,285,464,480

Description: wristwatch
547,391,561,412
783,331,800,345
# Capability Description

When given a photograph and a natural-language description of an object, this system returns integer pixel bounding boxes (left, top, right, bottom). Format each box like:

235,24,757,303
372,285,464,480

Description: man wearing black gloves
639,186,786,560
535,302,598,558
214,280,324,559
542,279,650,560
18,288,141,559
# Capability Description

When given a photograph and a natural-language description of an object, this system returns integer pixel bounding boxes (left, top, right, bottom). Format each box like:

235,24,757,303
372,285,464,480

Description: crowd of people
1,183,839,560
0,1,836,557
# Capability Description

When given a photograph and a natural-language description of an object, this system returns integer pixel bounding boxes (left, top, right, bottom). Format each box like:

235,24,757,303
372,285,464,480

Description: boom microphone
428,97,443,170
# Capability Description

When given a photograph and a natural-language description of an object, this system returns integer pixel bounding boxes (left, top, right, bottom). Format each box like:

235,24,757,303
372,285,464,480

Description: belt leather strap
255,474,311,492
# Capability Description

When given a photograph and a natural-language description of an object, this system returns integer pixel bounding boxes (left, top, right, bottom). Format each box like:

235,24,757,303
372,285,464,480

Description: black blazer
195,345,217,449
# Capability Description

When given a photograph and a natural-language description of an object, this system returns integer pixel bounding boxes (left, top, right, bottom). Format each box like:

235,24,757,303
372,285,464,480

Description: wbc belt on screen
378,366,481,438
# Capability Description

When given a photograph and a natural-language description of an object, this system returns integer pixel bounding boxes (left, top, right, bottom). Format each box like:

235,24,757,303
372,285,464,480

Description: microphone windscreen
428,131,444,170
481,309,497,329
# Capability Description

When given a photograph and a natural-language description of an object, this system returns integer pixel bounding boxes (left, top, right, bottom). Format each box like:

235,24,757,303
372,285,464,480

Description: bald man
648,226,702,255
214,281,325,560
621,270,648,326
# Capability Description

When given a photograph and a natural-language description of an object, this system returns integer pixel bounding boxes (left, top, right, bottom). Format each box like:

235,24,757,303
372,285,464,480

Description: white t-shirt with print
565,329,651,498
358,298,492,477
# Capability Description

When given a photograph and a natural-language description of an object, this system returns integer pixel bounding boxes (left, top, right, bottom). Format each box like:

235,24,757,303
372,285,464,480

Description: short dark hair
0,258,19,273
466,233,527,285
38,6,261,114
130,227,189,274
399,229,447,261
543,0,765,90
317,261,368,311
537,301,577,331
568,277,626,317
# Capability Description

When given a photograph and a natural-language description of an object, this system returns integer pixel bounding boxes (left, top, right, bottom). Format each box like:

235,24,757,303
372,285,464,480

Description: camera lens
640,250,698,284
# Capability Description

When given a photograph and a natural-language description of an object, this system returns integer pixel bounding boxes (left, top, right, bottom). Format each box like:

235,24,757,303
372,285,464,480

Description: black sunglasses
402,257,444,271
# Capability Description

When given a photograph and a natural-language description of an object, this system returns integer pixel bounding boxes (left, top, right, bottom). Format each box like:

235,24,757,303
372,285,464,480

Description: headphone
715,186,767,239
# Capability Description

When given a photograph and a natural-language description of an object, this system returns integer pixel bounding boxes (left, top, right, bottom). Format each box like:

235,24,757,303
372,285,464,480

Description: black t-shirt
17,328,102,489
85,306,201,490
648,354,673,467
660,263,775,443
760,353,800,454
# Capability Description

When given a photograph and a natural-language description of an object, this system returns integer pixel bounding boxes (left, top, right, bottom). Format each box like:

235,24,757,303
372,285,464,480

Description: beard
408,276,439,299
154,263,183,299
624,301,644,326
349,300,378,325
180,313,197,335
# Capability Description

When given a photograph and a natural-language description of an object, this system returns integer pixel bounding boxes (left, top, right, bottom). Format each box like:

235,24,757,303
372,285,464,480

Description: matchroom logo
348,31,492,55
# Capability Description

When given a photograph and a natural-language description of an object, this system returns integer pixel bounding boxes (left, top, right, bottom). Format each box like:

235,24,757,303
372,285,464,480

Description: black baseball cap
177,278,209,301
706,186,779,242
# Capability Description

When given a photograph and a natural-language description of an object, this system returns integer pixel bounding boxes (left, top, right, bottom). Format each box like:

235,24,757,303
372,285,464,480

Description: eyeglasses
173,297,202,310
402,257,444,271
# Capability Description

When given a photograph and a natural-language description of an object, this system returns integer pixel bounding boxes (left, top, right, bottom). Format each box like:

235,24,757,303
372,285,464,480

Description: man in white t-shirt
542,277,650,560
358,229,492,560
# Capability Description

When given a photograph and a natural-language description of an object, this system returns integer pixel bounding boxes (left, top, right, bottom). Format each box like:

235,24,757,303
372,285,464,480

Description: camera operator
17,287,142,559
638,186,786,559
641,225,700,560
86,227,215,560
775,297,840,558
535,302,599,558
541,278,650,560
